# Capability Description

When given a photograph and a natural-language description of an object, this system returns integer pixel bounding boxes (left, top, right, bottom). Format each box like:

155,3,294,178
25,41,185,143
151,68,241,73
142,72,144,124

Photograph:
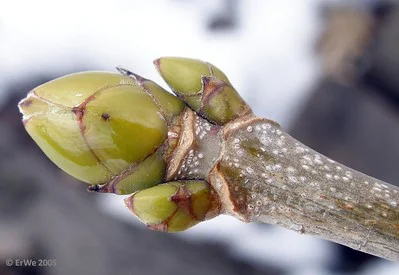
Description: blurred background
1,0,399,274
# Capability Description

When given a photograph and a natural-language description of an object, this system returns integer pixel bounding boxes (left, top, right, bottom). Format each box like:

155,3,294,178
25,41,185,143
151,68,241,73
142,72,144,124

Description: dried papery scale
18,57,399,261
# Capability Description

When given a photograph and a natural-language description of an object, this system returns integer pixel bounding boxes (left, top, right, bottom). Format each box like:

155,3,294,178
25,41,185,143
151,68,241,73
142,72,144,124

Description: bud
116,67,184,123
154,57,251,125
19,71,185,194
125,181,219,232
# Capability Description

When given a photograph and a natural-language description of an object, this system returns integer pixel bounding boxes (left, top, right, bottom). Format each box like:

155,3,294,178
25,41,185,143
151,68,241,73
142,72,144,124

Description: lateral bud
124,181,220,232
201,76,251,124
155,57,252,125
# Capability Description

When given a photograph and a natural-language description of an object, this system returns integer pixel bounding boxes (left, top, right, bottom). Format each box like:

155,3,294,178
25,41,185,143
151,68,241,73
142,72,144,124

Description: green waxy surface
183,95,202,112
167,209,197,232
126,181,213,232
210,64,230,84
186,181,211,220
19,95,52,118
130,183,179,225
83,84,167,174
19,71,173,189
33,72,134,107
156,56,249,125
112,152,166,195
156,57,212,95
24,108,113,184
142,80,185,121
202,82,247,124
156,57,231,96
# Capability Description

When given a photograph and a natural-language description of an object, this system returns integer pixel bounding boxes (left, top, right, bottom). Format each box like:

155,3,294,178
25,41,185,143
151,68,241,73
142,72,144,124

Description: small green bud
201,77,251,124
155,57,251,125
19,71,184,194
155,57,230,96
91,150,166,195
125,181,218,232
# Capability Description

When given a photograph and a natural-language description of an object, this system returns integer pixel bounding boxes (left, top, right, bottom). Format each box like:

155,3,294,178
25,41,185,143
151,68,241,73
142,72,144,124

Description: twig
172,109,399,261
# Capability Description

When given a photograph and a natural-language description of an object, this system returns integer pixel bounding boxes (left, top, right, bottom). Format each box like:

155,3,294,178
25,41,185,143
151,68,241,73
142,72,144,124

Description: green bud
90,150,166,195
201,77,251,124
155,57,230,95
125,181,218,232
116,67,185,123
19,71,184,194
154,57,251,125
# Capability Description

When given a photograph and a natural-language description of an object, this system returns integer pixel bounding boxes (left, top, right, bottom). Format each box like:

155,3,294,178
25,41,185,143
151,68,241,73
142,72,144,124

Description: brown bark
170,109,399,261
